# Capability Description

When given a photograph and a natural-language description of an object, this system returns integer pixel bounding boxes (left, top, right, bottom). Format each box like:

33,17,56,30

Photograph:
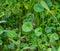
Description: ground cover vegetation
0,0,60,51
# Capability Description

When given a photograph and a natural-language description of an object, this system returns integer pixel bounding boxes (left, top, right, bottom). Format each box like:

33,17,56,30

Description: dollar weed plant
0,0,60,51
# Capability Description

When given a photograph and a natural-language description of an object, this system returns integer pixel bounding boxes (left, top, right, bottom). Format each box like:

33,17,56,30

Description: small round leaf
35,27,42,36
22,22,33,32
33,3,44,12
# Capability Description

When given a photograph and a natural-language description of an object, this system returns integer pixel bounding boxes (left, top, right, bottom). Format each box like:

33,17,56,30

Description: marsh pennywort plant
0,0,60,51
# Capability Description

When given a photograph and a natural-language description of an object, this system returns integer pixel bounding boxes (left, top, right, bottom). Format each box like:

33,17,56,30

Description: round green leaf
35,27,42,36
22,22,33,32
33,3,44,12
7,30,17,38
49,33,59,43
45,27,52,33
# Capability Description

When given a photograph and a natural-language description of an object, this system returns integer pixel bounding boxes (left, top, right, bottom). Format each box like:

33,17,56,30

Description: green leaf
52,46,56,51
0,39,3,45
40,0,50,12
57,26,60,31
47,48,52,51
0,26,4,34
35,27,42,36
23,13,34,23
45,27,52,33
0,20,6,23
33,3,44,12
45,0,52,6
49,33,59,43
40,0,58,22
22,22,33,32
0,12,4,18
58,47,60,51
7,30,17,38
